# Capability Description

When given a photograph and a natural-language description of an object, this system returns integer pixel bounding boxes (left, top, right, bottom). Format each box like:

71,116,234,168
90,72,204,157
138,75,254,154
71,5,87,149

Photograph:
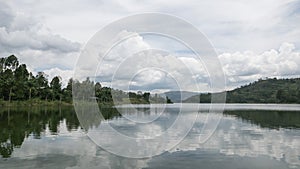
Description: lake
0,104,299,169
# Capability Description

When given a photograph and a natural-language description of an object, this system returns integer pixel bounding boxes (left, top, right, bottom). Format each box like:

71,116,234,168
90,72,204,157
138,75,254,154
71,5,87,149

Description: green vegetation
0,55,72,104
72,77,168,105
184,78,300,103
0,55,170,106
224,110,300,129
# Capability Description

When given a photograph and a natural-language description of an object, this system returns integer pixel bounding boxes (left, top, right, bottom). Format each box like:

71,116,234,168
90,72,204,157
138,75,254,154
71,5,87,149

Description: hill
183,78,300,103
164,91,199,103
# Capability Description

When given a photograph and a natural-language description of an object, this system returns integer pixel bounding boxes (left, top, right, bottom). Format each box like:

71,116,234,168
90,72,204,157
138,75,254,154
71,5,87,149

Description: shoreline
0,100,73,107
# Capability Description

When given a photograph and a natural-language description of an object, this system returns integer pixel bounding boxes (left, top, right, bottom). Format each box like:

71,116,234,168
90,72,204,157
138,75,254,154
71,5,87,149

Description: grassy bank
0,99,73,107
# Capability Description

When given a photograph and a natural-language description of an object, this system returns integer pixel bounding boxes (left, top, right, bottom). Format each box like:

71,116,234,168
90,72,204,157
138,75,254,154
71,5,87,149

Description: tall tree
14,64,29,100
35,72,49,100
4,55,19,71
0,57,5,72
62,78,73,102
27,73,36,100
1,69,14,101
143,92,150,103
50,76,62,100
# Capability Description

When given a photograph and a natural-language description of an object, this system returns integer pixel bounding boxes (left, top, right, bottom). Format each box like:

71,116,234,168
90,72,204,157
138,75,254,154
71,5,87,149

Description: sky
1,0,300,92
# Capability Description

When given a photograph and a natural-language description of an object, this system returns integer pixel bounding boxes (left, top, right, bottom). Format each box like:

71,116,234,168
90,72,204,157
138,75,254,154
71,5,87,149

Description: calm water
0,104,299,169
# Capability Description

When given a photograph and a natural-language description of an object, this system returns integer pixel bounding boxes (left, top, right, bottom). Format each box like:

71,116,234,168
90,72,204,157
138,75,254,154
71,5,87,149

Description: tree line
0,55,72,103
0,55,170,105
72,77,170,104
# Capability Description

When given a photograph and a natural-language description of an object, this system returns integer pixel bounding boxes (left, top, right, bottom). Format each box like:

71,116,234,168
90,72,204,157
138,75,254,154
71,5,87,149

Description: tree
62,78,73,102
98,87,112,102
35,72,49,100
0,57,5,72
2,69,15,101
50,76,62,100
95,82,102,91
4,55,19,71
14,64,29,100
143,92,150,103
27,73,36,100
0,55,19,101
72,77,95,100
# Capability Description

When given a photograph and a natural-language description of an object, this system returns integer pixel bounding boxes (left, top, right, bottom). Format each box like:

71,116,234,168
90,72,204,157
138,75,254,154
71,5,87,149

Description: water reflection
0,106,79,158
224,110,300,129
177,113,300,168
0,105,299,169
0,106,122,159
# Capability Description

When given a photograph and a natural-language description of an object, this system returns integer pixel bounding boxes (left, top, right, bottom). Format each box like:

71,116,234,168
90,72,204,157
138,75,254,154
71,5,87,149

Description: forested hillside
184,78,300,103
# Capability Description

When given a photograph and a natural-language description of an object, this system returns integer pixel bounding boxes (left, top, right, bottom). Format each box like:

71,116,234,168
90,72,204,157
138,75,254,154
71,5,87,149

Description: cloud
0,2,15,28
0,1,80,54
0,1,80,74
1,0,300,92
92,32,210,92
0,28,80,53
43,68,74,87
8,0,300,53
97,32,300,92
219,42,300,89
89,31,300,92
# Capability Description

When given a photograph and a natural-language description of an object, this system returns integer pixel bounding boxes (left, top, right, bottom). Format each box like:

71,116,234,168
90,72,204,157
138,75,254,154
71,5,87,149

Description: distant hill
183,78,300,103
164,91,199,103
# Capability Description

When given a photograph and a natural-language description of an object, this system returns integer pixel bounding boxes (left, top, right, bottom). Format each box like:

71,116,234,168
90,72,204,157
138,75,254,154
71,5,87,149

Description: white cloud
0,28,79,53
1,0,300,92
19,49,77,70
43,68,74,87
0,1,80,76
6,0,300,53
95,32,210,92
219,42,300,89
90,31,300,92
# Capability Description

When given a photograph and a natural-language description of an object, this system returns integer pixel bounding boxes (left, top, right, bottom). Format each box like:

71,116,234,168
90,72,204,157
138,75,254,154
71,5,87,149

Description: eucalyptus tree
50,76,62,101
